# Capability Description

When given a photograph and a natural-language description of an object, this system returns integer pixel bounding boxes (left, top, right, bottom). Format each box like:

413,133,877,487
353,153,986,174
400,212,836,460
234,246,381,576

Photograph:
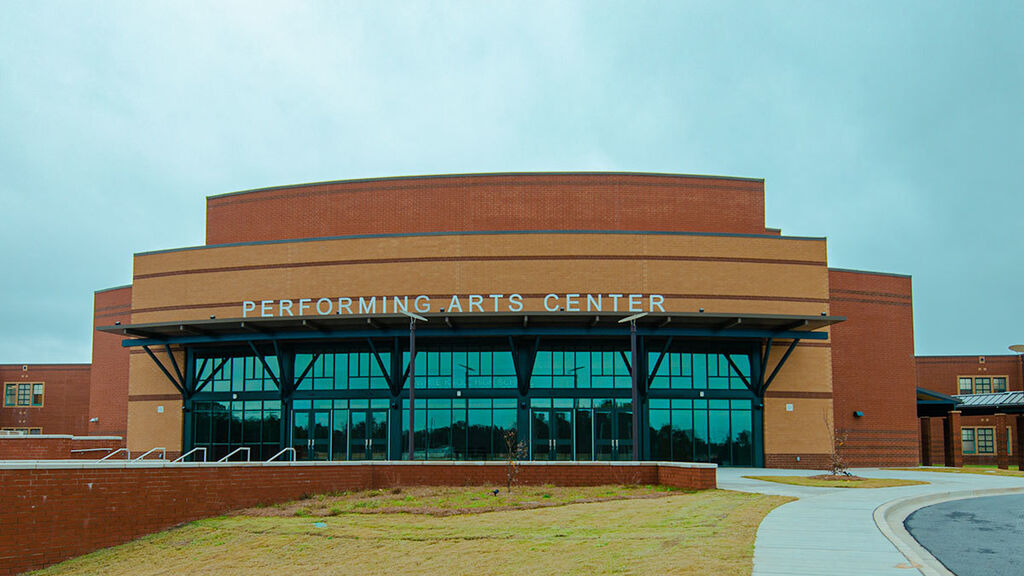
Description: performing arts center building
9,173,923,468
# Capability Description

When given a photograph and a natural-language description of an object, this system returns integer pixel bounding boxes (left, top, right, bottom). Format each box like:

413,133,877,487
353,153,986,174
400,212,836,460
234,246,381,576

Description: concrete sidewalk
717,467,1024,576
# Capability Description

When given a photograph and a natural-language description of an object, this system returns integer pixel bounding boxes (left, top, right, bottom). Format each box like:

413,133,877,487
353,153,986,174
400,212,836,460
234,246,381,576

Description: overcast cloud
1,1,1021,363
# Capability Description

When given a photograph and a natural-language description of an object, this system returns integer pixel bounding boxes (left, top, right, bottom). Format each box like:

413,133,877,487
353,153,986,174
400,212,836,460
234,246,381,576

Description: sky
1,1,1022,363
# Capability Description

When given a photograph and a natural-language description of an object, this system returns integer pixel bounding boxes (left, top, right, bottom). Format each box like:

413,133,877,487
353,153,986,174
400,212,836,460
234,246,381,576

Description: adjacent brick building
917,354,1024,466
0,364,91,436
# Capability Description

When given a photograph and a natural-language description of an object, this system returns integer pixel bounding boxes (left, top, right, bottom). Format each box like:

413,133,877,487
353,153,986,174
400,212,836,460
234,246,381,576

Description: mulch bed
807,474,866,481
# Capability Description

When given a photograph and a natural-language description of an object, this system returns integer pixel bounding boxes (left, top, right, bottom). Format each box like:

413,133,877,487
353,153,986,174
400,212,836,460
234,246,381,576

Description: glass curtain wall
191,355,282,460
399,347,519,459
647,351,755,466
187,344,760,466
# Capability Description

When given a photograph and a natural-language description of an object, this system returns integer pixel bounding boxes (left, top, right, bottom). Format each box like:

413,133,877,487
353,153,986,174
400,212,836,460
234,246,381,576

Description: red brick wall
829,269,919,467
0,365,90,436
206,173,767,245
89,286,132,437
764,454,832,470
916,355,1022,396
0,436,122,460
0,437,73,459
0,461,714,576
921,417,947,465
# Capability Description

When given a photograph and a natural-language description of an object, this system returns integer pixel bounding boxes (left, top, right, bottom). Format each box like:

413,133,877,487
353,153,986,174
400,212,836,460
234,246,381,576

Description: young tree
503,428,527,493
824,409,850,476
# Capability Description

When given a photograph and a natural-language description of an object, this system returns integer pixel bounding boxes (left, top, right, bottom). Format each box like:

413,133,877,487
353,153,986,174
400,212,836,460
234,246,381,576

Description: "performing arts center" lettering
242,293,667,318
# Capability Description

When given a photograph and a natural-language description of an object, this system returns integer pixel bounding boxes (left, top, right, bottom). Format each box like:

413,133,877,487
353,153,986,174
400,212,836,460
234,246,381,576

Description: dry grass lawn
241,484,680,517
744,475,928,489
29,488,792,576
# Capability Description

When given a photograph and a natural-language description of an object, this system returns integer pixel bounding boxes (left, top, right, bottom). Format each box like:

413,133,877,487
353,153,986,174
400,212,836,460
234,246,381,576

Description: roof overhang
952,391,1024,414
100,311,844,348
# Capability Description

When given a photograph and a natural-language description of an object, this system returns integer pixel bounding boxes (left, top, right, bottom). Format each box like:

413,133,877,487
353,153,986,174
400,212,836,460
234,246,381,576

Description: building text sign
242,293,666,318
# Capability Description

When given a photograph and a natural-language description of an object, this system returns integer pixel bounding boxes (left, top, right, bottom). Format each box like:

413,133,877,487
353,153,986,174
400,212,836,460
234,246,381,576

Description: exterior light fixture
209,315,216,320
853,411,864,418
699,308,705,313
618,312,649,324
400,310,428,323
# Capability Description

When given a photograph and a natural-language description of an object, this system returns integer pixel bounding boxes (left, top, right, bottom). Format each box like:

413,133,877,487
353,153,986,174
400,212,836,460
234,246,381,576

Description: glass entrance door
531,408,572,460
350,409,389,460
293,410,331,460
594,400,632,461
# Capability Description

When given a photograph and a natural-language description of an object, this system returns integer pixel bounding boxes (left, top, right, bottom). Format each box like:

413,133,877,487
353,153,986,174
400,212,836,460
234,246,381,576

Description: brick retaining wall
0,460,714,575
0,436,123,460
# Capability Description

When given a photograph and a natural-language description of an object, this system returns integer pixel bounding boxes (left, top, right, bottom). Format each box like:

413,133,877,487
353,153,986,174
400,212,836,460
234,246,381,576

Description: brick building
0,364,90,435
5,172,929,467
917,354,1024,467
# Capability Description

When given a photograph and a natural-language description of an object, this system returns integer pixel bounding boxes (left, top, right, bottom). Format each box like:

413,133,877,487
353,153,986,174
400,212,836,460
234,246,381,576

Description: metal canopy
100,311,844,347
953,392,1024,413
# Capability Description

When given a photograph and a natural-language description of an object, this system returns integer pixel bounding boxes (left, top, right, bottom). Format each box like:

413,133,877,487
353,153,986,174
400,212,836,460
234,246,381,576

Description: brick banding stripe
94,310,131,320
830,288,912,300
763,391,833,399
93,303,132,313
128,394,181,402
829,297,911,307
134,254,827,280
210,175,761,207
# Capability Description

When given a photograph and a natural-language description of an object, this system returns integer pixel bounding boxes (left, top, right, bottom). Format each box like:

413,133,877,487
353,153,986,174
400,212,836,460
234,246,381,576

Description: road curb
873,486,1024,576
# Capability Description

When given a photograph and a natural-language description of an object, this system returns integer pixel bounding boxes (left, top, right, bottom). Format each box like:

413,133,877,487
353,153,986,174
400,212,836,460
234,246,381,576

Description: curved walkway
717,468,1024,576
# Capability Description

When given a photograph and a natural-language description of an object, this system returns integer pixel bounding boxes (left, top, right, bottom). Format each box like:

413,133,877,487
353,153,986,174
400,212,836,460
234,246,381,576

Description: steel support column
408,317,417,460
277,349,295,460
181,347,195,456
389,337,403,460
630,319,640,460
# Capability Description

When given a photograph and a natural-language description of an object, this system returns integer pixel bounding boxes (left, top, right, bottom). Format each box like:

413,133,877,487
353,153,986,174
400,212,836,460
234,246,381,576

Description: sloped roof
953,391,1024,410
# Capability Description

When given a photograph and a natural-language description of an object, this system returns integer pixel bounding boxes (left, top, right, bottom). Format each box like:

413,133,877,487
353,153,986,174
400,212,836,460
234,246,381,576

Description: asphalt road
905,494,1024,576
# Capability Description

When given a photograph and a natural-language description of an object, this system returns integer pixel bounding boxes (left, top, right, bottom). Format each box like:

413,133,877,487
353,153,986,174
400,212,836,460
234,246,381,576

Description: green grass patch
891,465,1024,478
744,475,928,488
28,489,792,576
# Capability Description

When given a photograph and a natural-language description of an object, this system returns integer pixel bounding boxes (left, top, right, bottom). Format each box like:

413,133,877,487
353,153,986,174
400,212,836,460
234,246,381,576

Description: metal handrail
97,448,131,462
133,447,166,461
216,447,251,463
172,447,208,463
266,447,296,462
